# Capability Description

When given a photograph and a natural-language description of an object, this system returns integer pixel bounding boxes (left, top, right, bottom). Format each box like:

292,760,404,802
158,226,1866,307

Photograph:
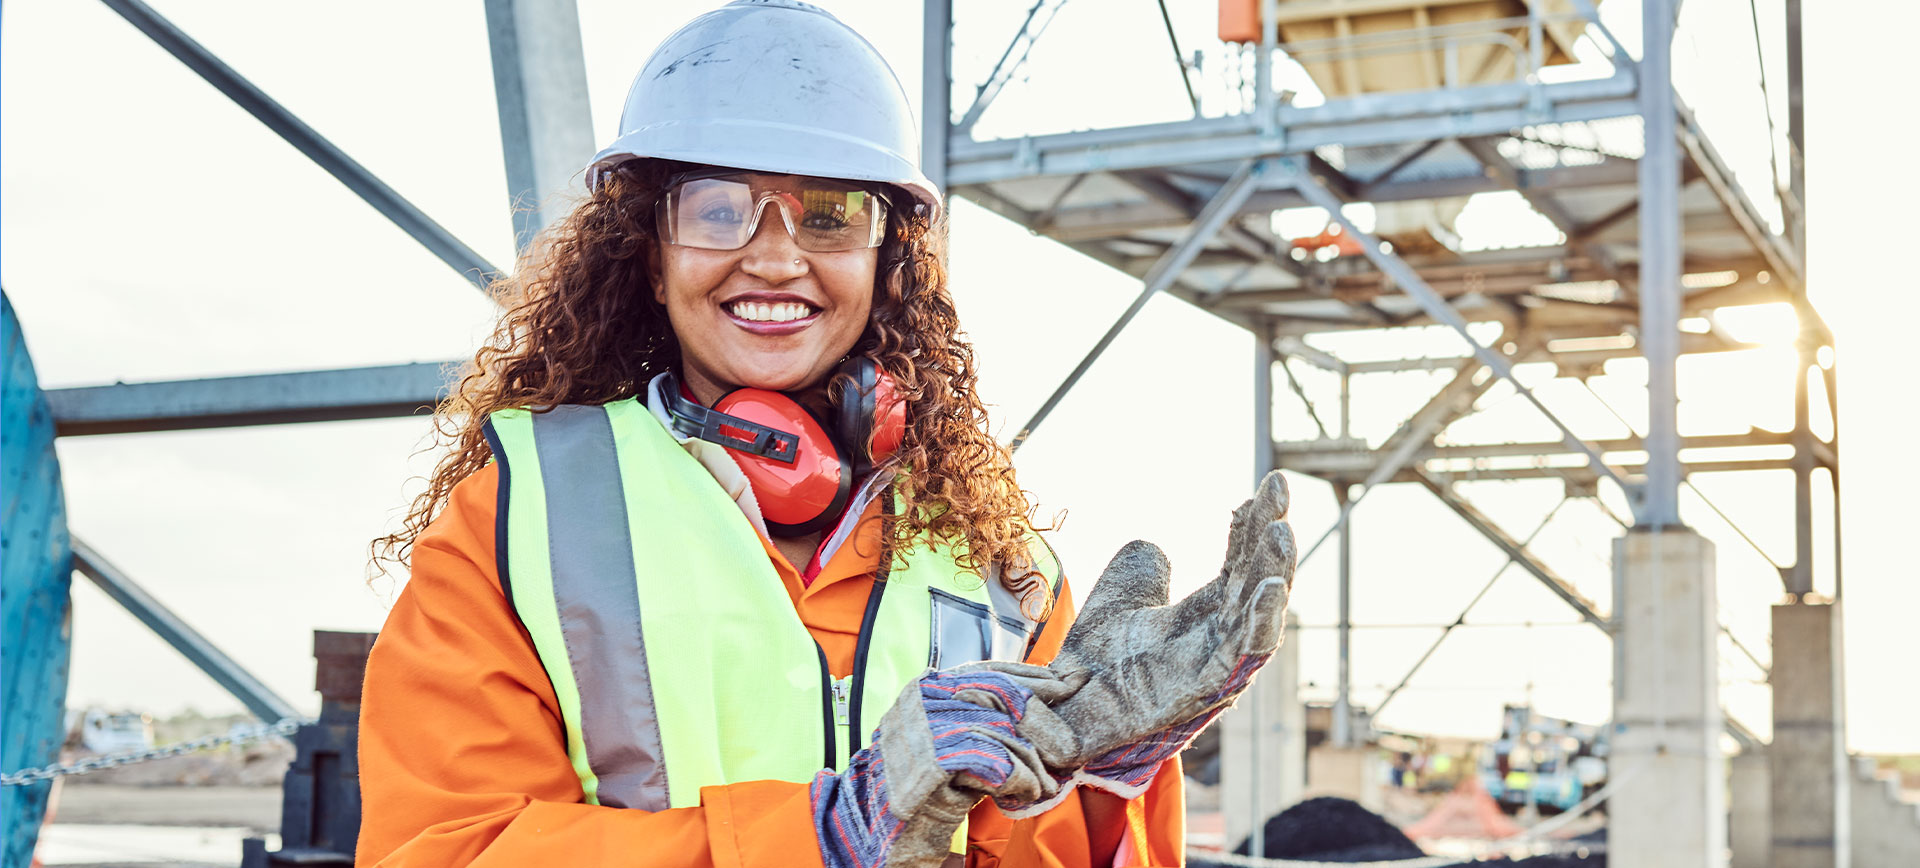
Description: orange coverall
356,463,1188,867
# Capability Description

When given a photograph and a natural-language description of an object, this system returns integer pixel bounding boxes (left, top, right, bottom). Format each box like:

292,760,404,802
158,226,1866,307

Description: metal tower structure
923,0,1841,865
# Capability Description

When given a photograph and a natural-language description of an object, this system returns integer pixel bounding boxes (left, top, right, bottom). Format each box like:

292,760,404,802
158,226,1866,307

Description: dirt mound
1231,796,1429,862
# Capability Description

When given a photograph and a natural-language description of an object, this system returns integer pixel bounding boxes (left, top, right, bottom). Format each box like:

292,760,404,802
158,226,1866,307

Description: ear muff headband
835,358,878,479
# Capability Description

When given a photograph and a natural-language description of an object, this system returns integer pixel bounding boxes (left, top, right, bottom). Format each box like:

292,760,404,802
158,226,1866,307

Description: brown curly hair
370,160,1051,611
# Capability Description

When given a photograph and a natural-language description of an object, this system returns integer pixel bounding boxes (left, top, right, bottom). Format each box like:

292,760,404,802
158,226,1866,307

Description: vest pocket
927,588,1028,669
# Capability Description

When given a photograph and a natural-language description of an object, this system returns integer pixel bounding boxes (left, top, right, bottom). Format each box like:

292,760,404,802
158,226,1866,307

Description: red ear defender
709,389,851,536
662,358,905,539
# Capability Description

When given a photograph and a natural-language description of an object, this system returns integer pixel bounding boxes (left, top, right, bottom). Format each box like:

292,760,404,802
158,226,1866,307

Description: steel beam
1294,356,1497,568
1274,335,1347,374
1333,484,1354,747
923,0,953,193
1289,165,1632,504
1248,316,1275,852
1390,458,1794,483
954,0,1067,137
99,0,501,292
1638,0,1683,528
1112,171,1306,278
1362,138,1445,189
1335,335,1763,375
47,362,454,436
957,184,1233,320
1790,337,1815,596
484,0,595,253
1414,472,1610,630
1676,99,1803,290
1154,0,1199,116
1016,157,1639,243
946,76,1640,185
1277,356,1332,440
73,539,303,724
1009,159,1269,450
1277,430,1795,469
1785,0,1806,255
1459,136,1631,290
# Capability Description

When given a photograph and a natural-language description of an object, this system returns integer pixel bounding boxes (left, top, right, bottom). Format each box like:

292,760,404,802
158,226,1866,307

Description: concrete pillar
1220,614,1304,850
1770,601,1850,868
1610,528,1725,868
1730,749,1770,868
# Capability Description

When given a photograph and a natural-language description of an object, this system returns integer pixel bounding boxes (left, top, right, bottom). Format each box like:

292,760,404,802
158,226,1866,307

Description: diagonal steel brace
1010,158,1269,451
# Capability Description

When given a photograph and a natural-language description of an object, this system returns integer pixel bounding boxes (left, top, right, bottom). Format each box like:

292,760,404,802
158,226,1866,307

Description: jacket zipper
824,487,896,770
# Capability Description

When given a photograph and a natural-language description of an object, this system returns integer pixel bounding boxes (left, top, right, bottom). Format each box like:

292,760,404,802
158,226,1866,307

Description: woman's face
653,173,878,405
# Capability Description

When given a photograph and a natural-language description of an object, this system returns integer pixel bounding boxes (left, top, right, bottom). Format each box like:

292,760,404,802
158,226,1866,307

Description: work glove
809,669,1061,868
969,471,1297,812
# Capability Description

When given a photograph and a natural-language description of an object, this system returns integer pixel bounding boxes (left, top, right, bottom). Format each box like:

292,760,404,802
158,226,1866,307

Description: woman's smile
719,292,823,335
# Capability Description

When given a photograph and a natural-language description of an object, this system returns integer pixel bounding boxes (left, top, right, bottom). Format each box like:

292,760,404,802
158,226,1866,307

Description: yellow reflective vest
482,399,1059,811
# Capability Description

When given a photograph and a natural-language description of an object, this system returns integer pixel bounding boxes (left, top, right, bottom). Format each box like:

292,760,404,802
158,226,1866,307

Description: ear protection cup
710,388,851,537
663,358,905,538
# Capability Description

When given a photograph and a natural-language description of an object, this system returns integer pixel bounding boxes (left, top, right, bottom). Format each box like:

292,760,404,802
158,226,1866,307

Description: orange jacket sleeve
355,464,824,868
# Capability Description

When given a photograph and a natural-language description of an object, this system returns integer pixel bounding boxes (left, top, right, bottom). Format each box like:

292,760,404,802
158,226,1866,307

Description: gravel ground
48,784,281,834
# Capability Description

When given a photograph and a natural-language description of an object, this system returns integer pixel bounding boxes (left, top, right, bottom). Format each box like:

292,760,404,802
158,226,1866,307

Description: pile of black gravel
1189,796,1606,867
1213,796,1430,863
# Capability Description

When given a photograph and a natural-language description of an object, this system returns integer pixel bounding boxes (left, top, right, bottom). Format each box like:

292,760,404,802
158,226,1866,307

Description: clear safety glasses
656,172,891,253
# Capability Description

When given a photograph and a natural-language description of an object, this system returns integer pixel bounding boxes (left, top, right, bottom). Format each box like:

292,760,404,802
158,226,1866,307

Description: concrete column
1610,528,1724,868
1770,601,1850,868
1220,614,1304,850
1730,749,1770,868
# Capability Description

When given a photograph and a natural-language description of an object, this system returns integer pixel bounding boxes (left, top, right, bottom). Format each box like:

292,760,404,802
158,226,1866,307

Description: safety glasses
656,171,891,252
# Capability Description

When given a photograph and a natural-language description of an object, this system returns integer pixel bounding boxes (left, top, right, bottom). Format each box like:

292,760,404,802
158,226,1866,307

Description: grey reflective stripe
531,405,669,812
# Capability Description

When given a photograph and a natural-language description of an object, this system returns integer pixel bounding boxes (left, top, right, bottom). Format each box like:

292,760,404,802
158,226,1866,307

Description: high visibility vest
482,398,1060,811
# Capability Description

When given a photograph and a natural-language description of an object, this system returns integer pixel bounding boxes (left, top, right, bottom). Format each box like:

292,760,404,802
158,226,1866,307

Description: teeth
729,301,815,323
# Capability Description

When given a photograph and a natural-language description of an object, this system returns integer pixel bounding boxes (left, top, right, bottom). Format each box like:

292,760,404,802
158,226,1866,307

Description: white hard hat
587,0,943,223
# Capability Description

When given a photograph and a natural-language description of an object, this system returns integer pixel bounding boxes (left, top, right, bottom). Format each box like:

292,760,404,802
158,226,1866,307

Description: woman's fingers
1079,540,1173,617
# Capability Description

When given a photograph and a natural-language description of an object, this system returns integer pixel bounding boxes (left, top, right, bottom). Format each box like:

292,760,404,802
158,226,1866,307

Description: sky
2,0,1914,755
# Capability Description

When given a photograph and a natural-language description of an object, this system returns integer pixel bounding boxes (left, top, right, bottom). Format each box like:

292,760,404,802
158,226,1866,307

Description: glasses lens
668,178,756,250
663,175,888,252
792,186,882,252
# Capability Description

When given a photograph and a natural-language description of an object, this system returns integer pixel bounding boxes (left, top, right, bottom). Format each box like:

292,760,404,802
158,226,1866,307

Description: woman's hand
809,669,1061,868
967,472,1297,785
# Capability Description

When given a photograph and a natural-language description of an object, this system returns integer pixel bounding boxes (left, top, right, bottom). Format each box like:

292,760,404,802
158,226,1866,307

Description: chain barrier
1,717,311,786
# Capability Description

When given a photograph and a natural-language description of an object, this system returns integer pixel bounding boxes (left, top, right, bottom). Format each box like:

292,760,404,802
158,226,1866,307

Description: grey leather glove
969,471,1296,779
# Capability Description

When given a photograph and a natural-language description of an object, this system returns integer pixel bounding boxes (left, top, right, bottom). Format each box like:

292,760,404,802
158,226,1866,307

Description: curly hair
370,160,1052,612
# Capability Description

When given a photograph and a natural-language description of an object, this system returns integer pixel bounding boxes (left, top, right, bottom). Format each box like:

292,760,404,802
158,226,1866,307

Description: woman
358,3,1293,866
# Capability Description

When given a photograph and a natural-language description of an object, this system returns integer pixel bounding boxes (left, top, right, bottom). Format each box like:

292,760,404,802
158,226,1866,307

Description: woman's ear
647,243,667,304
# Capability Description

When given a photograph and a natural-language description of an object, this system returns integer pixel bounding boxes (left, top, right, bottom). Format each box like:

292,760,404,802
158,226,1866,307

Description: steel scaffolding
924,0,1837,861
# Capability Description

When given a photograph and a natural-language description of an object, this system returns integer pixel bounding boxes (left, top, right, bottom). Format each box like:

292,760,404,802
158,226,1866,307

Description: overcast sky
4,0,1914,754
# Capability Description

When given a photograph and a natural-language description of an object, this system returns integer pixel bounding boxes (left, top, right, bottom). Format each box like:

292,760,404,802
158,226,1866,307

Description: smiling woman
353,2,1192,867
